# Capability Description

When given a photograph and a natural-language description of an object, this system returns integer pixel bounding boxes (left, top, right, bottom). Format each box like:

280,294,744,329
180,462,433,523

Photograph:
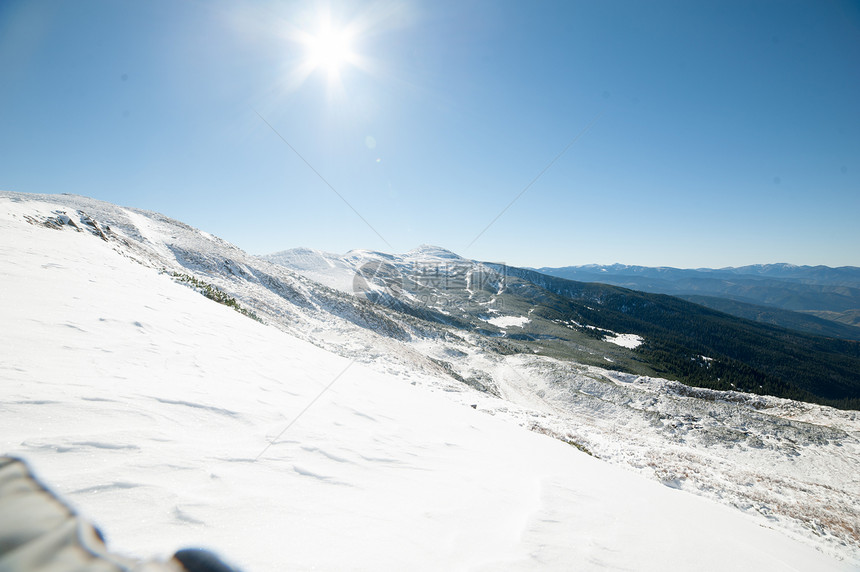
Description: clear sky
1,0,858,268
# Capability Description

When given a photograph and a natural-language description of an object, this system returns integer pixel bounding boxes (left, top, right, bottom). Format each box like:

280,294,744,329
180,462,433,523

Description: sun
276,5,386,94
305,22,355,77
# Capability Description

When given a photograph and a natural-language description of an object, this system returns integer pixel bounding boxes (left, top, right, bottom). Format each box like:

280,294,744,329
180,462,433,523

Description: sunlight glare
306,23,354,77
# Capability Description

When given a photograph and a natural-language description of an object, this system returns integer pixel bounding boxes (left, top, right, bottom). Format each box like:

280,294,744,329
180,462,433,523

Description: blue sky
1,0,858,268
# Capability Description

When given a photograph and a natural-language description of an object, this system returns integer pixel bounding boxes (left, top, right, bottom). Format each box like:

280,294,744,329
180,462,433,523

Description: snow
1,193,858,571
484,316,530,329
406,244,464,261
604,332,643,349
262,247,357,292
265,245,476,299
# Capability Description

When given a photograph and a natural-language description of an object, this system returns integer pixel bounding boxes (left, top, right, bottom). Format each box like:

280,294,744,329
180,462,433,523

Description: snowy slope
1,192,859,570
263,247,358,292
265,244,469,296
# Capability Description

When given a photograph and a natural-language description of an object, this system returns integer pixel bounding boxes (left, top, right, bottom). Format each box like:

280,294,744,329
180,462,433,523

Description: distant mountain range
533,264,860,340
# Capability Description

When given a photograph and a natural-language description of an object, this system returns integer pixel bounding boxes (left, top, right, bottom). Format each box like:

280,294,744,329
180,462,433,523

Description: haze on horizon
1,0,858,269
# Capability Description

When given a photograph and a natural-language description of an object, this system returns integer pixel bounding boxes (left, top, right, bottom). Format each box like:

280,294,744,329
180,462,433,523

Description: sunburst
306,23,354,77
301,18,357,84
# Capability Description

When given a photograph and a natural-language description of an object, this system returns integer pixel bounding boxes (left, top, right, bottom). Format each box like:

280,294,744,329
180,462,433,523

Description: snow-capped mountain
2,191,859,570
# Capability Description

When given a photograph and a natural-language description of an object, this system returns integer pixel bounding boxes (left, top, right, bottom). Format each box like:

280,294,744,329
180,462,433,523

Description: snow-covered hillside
1,192,858,570
267,245,860,565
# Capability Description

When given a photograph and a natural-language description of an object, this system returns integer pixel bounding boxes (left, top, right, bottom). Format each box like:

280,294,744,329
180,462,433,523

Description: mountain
2,191,860,568
490,265,860,407
535,263,860,339
266,248,860,409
